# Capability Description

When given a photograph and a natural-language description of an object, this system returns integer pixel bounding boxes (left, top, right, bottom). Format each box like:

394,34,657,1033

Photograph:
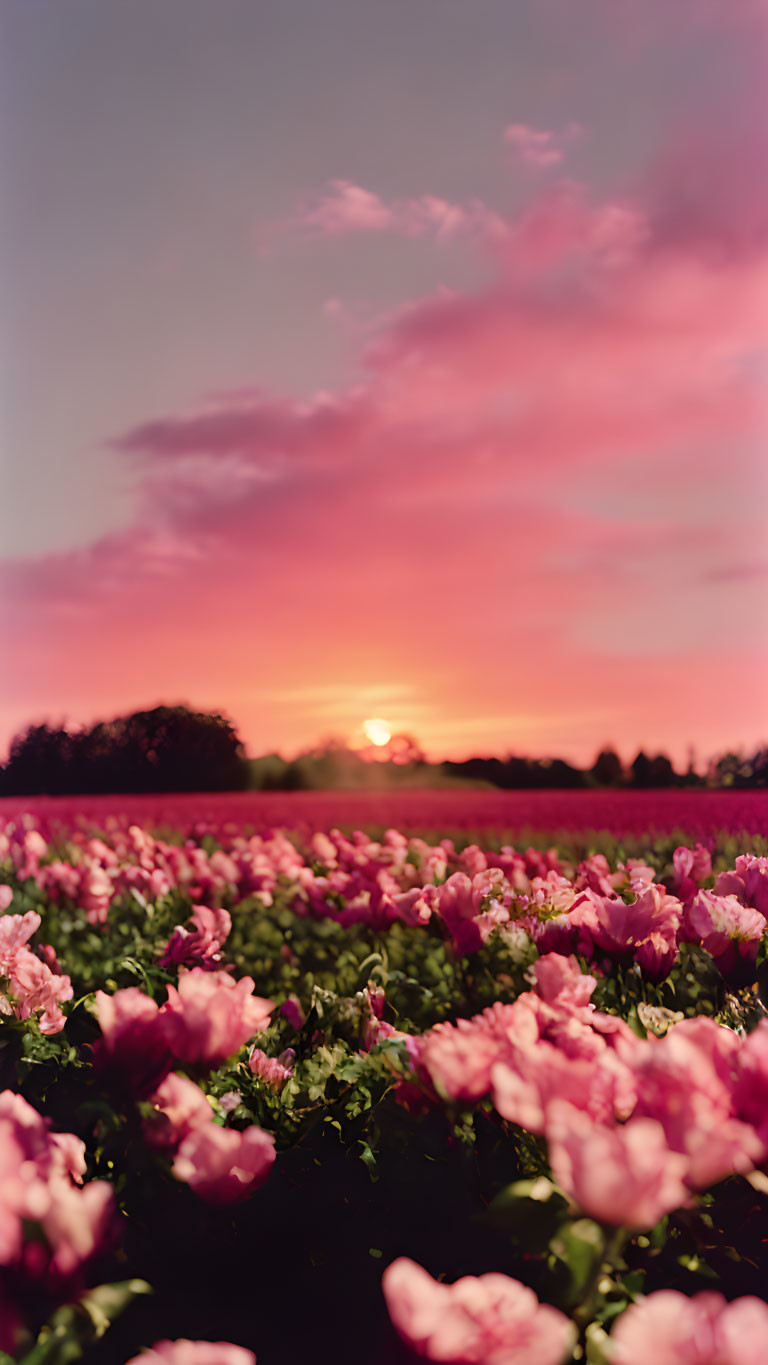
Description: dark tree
1,724,76,795
1,706,249,795
590,748,624,787
646,753,677,787
630,751,678,788
630,751,652,787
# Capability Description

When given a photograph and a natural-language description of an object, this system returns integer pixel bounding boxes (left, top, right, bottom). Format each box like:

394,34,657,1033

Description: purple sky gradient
1,0,767,765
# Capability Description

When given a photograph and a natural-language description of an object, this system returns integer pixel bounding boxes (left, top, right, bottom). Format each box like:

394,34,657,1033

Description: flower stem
573,1224,627,1334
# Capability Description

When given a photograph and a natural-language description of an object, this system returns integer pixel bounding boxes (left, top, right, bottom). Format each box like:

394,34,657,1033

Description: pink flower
280,996,305,1031
715,854,768,915
0,887,13,911
48,1132,87,1183
671,844,712,905
629,1017,760,1189
7,950,73,1034
41,1177,115,1277
732,1019,768,1155
173,1124,275,1203
574,887,681,981
437,872,509,955
125,1341,255,1365
382,1257,575,1365
546,1102,689,1229
143,1073,215,1151
685,890,765,983
93,988,172,1097
160,905,232,969
0,1091,115,1282
608,1290,768,1365
492,1043,630,1135
0,912,41,968
248,1047,293,1090
0,916,73,1034
422,1024,505,1104
0,1119,48,1265
80,861,114,925
530,954,597,1011
159,970,274,1067
392,885,439,927
576,854,617,897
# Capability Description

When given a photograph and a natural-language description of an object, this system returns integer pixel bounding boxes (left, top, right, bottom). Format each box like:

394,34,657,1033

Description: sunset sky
1,0,767,767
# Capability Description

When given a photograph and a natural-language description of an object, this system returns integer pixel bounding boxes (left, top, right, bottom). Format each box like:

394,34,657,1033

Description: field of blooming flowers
1,801,768,1364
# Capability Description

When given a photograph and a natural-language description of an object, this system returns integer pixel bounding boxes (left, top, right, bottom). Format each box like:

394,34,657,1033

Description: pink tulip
0,912,41,967
126,1341,255,1365
437,871,509,955
733,1018,768,1154
143,1073,215,1151
0,1090,115,1283
609,1290,768,1365
422,1023,504,1103
173,1124,275,1203
715,854,768,915
41,1176,115,1277
382,1257,575,1365
530,953,597,1011
248,1047,293,1090
160,906,232,970
629,1016,760,1189
93,987,172,1097
546,1102,689,1228
159,970,273,1067
685,891,765,982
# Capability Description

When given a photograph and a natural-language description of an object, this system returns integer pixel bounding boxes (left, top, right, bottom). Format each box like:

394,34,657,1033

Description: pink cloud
294,179,505,243
504,121,583,168
498,181,649,271
301,180,394,234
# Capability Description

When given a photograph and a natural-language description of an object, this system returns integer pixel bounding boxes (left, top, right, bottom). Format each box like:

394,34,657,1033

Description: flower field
1,801,768,1363
3,787,767,842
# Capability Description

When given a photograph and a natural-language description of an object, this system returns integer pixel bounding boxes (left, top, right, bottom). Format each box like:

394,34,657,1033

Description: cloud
497,181,649,272
292,179,505,243
504,121,583,168
301,180,394,234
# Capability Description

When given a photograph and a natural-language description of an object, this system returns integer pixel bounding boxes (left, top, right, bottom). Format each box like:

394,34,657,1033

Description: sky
1,0,767,767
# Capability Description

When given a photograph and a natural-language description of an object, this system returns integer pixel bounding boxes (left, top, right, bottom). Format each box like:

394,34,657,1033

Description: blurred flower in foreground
608,1290,768,1364
0,1090,115,1285
382,1256,575,1365
172,1123,275,1203
126,1341,256,1365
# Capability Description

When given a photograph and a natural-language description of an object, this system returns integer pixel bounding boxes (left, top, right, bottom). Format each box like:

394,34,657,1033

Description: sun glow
362,717,392,747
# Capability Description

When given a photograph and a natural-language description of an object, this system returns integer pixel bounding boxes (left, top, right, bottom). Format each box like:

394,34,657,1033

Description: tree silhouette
1,724,75,795
590,748,624,787
1,706,248,795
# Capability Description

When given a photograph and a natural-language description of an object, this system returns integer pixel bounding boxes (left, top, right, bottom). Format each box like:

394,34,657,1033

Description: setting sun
362,718,392,747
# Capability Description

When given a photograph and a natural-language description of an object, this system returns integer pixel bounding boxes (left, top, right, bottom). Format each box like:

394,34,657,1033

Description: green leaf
74,1279,153,1338
19,1281,152,1365
483,1178,571,1250
550,1218,604,1301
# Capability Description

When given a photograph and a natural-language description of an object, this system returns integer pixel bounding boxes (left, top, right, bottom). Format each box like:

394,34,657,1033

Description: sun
362,717,392,747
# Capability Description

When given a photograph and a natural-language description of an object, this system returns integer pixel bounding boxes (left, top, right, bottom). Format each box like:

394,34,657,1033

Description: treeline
443,746,768,790
249,742,768,791
0,707,249,795
1,710,766,795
